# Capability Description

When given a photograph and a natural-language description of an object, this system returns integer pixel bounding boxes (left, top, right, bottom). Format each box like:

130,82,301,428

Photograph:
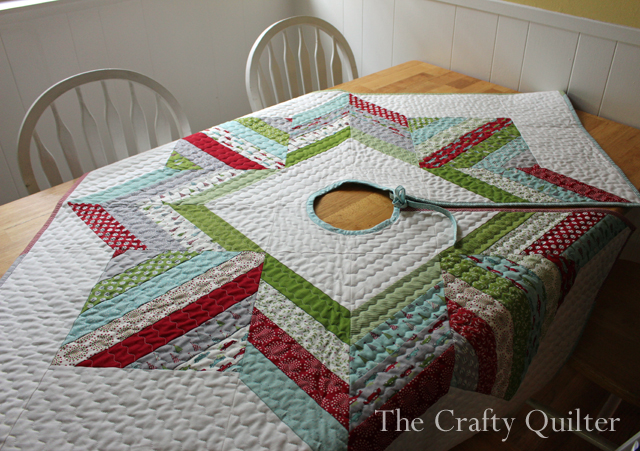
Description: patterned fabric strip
347,345,455,451
443,272,514,398
81,250,198,313
205,122,286,166
236,117,289,146
77,265,262,368
182,133,266,170
249,308,350,429
240,344,349,451
523,211,606,257
420,118,512,168
60,251,260,349
519,165,630,203
255,281,350,382
69,202,146,253
349,94,409,127
447,299,497,394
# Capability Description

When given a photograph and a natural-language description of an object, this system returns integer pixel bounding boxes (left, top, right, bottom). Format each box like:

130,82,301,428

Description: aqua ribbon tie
392,186,408,209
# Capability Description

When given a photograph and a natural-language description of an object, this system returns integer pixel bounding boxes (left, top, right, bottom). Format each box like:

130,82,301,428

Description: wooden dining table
1,60,639,449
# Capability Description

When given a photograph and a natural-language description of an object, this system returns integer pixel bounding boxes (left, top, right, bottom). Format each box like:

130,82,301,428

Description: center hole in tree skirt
313,182,395,231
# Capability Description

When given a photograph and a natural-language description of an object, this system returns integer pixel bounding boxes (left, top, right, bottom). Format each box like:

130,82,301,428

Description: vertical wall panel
392,0,455,69
343,0,363,76
0,143,19,204
519,23,579,92
599,42,640,128
97,0,154,76
294,0,344,33
0,34,27,198
450,7,498,81
67,6,110,72
361,0,394,76
567,34,616,115
451,7,498,80
490,16,528,90
141,0,222,132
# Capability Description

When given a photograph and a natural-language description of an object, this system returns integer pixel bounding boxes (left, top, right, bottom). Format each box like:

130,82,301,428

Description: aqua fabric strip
75,167,180,204
62,251,240,345
472,137,530,169
410,117,468,145
349,285,446,383
218,121,287,161
240,344,348,451
291,92,350,127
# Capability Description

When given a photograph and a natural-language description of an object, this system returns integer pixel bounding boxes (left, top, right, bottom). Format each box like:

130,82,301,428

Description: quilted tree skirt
0,90,638,450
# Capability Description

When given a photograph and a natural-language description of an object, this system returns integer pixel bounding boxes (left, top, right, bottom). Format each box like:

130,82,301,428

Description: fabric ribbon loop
392,186,408,209
392,185,459,243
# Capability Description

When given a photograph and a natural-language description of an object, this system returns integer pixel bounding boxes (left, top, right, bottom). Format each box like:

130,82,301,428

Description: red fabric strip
523,211,606,258
249,308,350,429
69,202,146,252
182,132,266,170
420,117,512,169
349,94,409,127
519,165,630,203
348,346,455,451
447,299,497,394
78,264,263,368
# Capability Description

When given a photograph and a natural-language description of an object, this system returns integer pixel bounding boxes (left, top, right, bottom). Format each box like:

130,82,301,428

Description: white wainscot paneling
0,34,26,198
392,0,456,69
141,0,222,132
343,0,363,76
66,6,110,73
97,0,154,76
361,0,395,76
294,0,344,33
450,6,498,81
599,42,640,129
519,23,579,92
567,34,616,115
490,16,528,90
0,143,19,204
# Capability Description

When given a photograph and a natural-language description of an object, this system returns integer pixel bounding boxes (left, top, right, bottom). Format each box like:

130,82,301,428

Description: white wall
0,0,294,204
293,0,640,128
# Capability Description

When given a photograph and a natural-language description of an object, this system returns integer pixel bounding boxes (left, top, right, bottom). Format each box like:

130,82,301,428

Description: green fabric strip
352,128,419,166
82,250,198,313
426,166,527,203
176,170,276,206
170,204,350,344
408,117,437,132
349,260,441,344
240,344,348,451
286,126,350,167
165,150,202,171
236,117,289,146
441,255,531,400
448,124,520,168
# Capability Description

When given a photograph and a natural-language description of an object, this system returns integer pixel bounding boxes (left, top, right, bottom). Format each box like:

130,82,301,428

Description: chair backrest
18,68,191,194
246,16,359,112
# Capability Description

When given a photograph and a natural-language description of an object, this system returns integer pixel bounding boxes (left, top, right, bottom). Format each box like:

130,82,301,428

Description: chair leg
598,394,622,419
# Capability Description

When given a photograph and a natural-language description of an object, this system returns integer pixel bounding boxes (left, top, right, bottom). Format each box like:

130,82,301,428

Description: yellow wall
502,0,640,29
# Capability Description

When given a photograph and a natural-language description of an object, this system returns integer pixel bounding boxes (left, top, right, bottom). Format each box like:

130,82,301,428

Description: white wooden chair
17,69,191,194
246,16,359,112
